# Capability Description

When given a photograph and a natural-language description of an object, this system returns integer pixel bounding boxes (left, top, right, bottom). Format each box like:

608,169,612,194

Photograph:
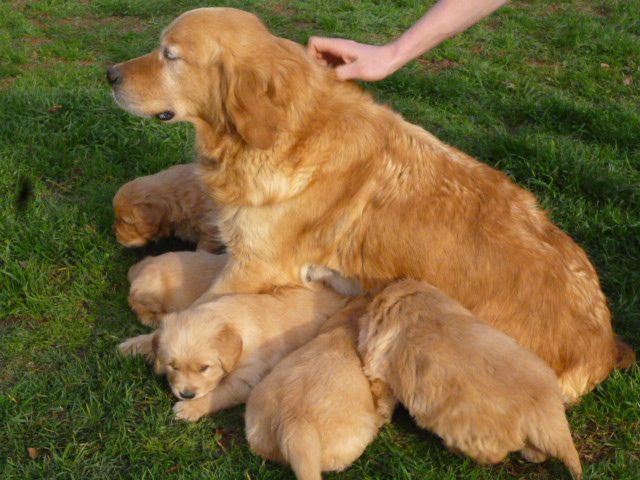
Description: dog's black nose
156,111,175,121
106,65,121,85
180,391,195,399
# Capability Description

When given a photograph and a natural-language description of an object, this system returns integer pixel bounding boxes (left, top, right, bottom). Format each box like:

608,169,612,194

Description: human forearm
308,0,507,81
387,0,508,72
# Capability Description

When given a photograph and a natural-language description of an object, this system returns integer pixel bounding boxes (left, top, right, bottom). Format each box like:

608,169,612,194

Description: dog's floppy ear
152,314,175,374
133,200,169,238
215,325,243,373
152,330,163,374
221,37,311,150
223,61,282,149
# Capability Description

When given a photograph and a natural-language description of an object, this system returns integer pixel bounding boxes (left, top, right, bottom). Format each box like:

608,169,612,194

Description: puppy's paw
300,263,315,284
300,263,335,285
117,333,154,358
300,263,362,296
173,400,207,422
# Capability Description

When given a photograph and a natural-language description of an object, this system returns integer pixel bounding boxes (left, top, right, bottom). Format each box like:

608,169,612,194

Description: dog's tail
279,420,322,480
529,419,582,480
614,336,636,369
555,436,583,480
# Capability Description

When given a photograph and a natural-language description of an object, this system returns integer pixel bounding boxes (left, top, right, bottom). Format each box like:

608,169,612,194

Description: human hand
307,36,398,81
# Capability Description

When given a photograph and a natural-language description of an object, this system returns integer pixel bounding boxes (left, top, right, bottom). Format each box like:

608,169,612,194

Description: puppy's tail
529,421,582,480
279,420,322,480
614,336,636,369
555,436,582,480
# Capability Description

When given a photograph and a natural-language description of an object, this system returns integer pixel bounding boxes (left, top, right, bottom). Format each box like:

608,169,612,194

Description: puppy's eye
163,47,178,61
169,363,178,371
199,365,209,373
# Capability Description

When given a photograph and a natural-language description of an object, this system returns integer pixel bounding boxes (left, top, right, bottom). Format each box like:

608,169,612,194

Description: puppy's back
246,309,390,479
365,280,563,409
359,280,581,478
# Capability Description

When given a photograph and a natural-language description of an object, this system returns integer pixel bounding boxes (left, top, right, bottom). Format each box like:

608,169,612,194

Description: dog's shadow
357,406,576,479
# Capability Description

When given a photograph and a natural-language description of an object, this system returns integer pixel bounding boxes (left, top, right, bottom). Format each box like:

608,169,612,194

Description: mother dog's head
107,7,319,150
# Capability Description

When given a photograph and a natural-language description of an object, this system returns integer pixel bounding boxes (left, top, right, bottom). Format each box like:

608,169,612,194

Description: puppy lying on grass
118,285,346,421
358,280,582,479
127,251,228,327
245,298,395,480
113,163,222,251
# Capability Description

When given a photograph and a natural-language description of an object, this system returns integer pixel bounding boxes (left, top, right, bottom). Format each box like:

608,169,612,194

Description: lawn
1,0,639,478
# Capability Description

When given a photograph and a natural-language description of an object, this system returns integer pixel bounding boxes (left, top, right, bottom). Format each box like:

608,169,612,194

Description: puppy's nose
106,65,121,85
180,391,195,399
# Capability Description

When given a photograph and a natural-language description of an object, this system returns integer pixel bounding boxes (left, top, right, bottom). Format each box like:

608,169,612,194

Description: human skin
307,0,508,81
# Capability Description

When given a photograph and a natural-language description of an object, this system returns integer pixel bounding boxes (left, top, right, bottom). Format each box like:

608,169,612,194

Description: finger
307,36,336,58
335,61,360,81
307,36,354,60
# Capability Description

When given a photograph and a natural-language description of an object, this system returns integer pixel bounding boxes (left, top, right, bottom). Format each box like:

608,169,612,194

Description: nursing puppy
358,280,582,479
113,163,222,251
126,251,228,327
246,299,395,480
108,7,633,402
119,286,346,421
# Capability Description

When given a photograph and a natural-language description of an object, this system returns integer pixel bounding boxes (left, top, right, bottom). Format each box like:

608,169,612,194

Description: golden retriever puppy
358,280,582,479
113,163,222,251
126,250,228,328
245,299,395,480
119,286,346,421
107,7,634,402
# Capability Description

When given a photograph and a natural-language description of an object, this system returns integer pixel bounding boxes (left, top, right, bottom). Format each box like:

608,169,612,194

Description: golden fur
246,299,395,480
118,285,346,421
113,163,222,251
126,250,228,327
109,7,634,402
358,280,582,478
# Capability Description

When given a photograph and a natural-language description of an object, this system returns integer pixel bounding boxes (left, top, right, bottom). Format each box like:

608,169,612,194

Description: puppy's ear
152,330,163,375
133,201,167,238
153,314,175,375
215,325,243,373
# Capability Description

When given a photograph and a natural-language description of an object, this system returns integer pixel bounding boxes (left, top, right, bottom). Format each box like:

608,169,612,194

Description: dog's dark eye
199,365,209,373
163,47,178,61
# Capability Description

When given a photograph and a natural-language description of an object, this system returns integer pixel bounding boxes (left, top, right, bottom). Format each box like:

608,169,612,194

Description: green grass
1,0,639,478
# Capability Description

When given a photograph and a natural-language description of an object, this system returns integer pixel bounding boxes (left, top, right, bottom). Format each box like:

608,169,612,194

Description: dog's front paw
173,400,207,422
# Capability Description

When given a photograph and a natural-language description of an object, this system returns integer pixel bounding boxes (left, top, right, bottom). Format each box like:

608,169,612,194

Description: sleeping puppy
126,251,228,328
358,280,582,479
245,298,395,480
113,163,222,251
118,286,346,421
107,7,633,403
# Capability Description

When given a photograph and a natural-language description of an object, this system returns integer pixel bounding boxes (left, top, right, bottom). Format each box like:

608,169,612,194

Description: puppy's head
113,180,169,247
153,309,243,400
107,7,314,150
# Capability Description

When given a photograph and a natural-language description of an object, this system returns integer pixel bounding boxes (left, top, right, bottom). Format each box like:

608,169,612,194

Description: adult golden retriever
108,7,633,402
